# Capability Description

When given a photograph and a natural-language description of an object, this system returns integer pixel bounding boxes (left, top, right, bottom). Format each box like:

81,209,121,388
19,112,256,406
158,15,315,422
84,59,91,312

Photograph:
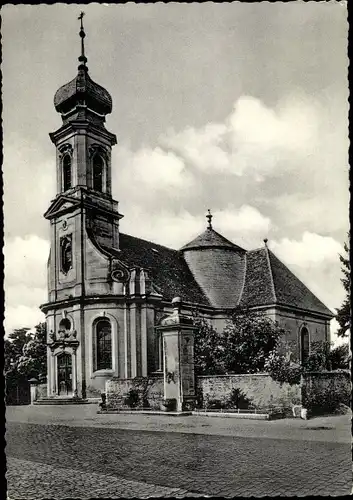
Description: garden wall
197,374,301,412
105,376,164,410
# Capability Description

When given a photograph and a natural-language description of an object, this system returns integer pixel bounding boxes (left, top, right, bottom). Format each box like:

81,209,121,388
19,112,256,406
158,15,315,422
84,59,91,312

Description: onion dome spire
78,12,88,70
53,13,113,122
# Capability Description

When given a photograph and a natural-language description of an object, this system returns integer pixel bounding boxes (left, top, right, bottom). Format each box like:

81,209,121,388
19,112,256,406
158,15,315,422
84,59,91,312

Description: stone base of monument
97,409,192,416
192,410,270,420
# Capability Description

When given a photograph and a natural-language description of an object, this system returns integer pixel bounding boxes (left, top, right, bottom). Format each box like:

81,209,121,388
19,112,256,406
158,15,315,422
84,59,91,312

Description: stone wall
105,376,164,410
197,374,301,412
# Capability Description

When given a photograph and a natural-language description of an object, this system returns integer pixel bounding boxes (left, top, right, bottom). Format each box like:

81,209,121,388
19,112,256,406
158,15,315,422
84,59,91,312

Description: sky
2,2,349,345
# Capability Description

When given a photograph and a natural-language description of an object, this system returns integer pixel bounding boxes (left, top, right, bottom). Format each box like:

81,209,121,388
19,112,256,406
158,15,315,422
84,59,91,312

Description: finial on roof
206,209,213,230
78,11,88,69
264,238,268,247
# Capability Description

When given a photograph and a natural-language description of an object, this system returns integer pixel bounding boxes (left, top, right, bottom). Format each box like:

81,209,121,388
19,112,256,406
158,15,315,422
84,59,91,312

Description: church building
40,19,333,399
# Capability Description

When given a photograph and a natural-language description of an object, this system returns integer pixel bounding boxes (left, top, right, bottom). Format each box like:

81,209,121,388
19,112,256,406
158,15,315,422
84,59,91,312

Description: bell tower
44,12,124,299
42,14,124,399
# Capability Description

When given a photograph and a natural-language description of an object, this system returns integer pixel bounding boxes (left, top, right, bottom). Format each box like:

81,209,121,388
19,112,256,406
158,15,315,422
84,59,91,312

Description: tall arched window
93,155,104,192
96,318,112,370
62,155,72,191
61,236,72,274
301,327,310,364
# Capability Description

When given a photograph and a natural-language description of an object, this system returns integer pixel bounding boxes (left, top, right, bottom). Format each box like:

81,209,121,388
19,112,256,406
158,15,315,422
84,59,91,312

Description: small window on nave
61,236,73,274
62,155,72,191
93,154,104,192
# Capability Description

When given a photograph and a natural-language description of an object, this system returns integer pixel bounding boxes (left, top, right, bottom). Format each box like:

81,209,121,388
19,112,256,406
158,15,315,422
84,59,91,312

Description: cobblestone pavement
6,458,203,499
6,422,352,497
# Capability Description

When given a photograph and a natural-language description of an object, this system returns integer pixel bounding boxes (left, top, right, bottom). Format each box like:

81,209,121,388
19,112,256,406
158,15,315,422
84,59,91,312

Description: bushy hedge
302,373,351,416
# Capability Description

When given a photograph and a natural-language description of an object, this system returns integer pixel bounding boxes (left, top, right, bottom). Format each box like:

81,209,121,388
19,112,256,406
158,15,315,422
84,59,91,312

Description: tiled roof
180,228,245,252
103,233,211,306
239,248,333,317
239,249,275,308
99,229,332,316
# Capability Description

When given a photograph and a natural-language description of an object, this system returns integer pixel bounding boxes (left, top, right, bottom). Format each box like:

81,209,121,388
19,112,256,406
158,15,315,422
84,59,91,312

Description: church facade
40,22,333,399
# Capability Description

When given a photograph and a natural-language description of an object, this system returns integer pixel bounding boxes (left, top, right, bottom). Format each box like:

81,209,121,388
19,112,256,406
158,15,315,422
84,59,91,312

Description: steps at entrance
34,398,89,405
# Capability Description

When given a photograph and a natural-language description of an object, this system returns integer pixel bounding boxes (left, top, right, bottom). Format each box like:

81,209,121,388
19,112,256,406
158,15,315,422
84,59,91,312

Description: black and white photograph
2,2,351,498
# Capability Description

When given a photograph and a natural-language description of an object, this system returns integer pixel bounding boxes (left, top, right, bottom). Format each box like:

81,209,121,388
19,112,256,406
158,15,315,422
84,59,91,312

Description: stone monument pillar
156,297,196,412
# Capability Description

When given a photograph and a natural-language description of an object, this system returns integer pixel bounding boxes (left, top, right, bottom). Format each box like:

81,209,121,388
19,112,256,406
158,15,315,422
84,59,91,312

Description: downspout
80,190,86,398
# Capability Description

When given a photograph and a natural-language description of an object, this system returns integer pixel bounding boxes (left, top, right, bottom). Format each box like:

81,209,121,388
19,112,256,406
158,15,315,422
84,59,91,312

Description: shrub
226,388,252,410
205,399,225,410
124,388,140,408
302,375,351,416
162,398,177,411
265,351,302,386
195,386,204,409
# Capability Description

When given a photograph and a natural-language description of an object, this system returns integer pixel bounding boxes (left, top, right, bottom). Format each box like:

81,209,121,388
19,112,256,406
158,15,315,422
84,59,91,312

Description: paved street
6,405,352,498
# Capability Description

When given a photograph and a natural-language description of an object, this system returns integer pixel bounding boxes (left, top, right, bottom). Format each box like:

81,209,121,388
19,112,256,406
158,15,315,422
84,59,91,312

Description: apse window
60,235,73,274
62,154,72,191
93,154,104,192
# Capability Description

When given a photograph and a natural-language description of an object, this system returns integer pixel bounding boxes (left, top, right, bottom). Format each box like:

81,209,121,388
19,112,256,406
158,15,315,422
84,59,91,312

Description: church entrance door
57,353,73,396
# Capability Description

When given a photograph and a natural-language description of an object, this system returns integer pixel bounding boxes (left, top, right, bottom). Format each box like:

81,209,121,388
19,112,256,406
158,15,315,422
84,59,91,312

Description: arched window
301,327,310,364
61,236,72,274
96,319,112,370
62,155,72,191
93,155,104,192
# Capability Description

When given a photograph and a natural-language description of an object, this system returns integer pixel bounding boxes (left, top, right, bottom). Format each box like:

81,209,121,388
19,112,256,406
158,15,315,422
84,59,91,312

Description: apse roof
180,227,246,252
239,247,333,317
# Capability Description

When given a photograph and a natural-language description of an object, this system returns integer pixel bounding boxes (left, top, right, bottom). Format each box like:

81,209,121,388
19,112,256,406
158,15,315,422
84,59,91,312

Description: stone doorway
57,353,73,396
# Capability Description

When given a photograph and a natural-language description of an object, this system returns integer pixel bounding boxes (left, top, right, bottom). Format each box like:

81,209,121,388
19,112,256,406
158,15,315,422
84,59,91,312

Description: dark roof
180,227,245,252
54,67,112,116
98,227,332,316
239,248,333,317
239,248,275,308
103,233,211,306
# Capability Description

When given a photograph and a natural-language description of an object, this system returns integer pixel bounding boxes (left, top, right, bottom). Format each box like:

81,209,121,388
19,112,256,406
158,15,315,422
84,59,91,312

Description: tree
329,344,350,370
17,322,47,380
193,308,286,375
4,327,31,375
335,236,350,337
220,309,286,374
5,322,47,381
192,316,225,375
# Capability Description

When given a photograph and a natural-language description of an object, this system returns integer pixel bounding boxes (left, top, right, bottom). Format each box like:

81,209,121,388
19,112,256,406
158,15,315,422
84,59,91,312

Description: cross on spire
78,12,87,68
206,209,213,230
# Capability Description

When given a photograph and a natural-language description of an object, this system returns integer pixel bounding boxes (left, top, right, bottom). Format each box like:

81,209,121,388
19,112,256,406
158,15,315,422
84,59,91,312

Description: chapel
40,19,333,399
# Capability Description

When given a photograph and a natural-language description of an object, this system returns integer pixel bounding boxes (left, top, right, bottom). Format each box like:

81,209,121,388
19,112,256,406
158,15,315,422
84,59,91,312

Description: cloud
5,305,45,334
269,231,344,268
4,235,49,334
4,235,50,289
159,94,320,180
269,232,345,318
